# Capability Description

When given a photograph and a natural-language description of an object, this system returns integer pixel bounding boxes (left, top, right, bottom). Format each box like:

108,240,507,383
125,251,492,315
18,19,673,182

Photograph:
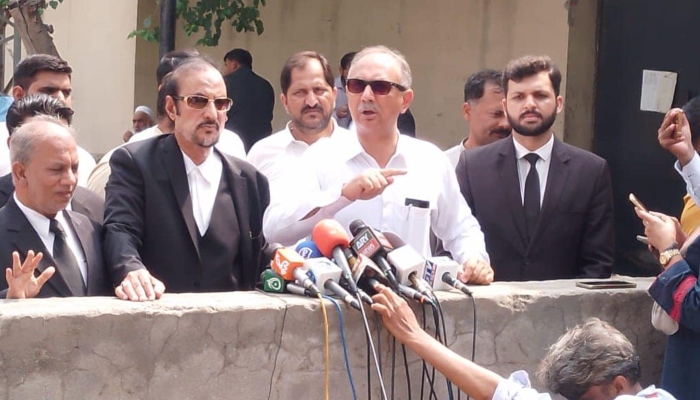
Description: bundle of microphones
260,218,473,309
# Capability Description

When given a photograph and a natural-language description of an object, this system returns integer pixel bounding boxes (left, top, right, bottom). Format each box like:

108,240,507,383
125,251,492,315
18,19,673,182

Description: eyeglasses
346,79,408,95
172,95,233,111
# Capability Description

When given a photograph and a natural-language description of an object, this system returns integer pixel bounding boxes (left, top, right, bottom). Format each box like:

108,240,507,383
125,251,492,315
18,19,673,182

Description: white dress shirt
513,135,554,206
130,125,246,159
182,150,223,236
247,120,351,199
676,152,700,206
444,138,467,169
0,124,10,177
14,194,88,285
262,132,489,264
76,146,96,188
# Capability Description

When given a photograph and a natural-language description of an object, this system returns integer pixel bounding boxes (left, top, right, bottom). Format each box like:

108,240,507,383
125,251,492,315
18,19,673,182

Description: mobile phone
636,235,649,245
675,111,684,137
628,193,647,212
576,280,637,290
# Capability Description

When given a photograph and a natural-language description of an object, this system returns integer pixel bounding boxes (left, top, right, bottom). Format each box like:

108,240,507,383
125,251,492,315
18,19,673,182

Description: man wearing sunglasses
263,45,492,285
247,51,351,197
104,56,269,302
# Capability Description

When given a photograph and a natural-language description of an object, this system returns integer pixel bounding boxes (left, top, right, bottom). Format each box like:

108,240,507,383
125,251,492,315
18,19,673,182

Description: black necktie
49,216,86,295
523,153,540,240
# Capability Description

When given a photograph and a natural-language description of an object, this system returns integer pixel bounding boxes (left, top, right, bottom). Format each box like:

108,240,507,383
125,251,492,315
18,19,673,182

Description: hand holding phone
629,193,647,212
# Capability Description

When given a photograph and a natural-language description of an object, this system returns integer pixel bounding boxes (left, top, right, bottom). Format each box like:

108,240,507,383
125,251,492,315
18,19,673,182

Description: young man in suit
0,94,104,222
0,116,110,299
223,48,275,151
455,55,614,281
104,56,269,302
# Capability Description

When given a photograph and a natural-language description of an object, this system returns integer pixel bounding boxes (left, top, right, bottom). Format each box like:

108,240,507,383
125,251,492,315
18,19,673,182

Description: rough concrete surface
0,277,665,399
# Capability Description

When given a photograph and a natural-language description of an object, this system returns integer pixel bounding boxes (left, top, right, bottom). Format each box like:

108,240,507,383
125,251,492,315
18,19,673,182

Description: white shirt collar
13,193,53,238
285,119,342,147
181,149,222,185
340,130,407,166
513,133,555,161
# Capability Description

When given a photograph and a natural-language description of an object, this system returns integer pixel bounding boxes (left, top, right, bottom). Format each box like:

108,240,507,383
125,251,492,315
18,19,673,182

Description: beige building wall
43,0,140,155
169,0,571,149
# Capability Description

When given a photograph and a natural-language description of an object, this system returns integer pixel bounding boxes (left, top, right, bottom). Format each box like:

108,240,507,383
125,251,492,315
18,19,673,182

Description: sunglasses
172,95,233,111
346,79,408,95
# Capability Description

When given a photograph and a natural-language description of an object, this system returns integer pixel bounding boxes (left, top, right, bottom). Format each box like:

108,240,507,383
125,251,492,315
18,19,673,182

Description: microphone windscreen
349,219,366,236
312,219,350,257
295,240,324,259
382,231,405,248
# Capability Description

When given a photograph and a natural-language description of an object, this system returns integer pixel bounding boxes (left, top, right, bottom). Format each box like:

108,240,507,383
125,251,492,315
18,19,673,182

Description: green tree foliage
129,0,266,47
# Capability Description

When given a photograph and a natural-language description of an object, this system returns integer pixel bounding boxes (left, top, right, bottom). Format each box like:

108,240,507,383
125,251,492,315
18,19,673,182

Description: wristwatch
659,244,681,267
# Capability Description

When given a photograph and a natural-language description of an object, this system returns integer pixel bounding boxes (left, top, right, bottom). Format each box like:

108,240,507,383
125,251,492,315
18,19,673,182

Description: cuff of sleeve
678,152,700,180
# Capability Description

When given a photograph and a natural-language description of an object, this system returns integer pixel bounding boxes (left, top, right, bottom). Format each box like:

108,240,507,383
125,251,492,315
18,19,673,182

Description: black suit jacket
224,67,275,151
455,136,614,281
103,134,270,292
0,173,104,223
0,198,111,297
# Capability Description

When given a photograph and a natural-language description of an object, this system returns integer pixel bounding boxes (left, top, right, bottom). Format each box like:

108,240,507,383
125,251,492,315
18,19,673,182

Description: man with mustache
247,51,350,198
103,56,270,301
455,55,614,281
264,46,492,285
445,69,511,168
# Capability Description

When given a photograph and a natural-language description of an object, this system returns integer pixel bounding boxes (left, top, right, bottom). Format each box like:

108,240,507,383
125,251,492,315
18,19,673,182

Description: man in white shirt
263,45,492,284
247,51,350,197
87,49,246,199
371,284,676,400
444,69,511,168
9,54,96,186
456,55,614,281
0,116,111,299
333,51,356,129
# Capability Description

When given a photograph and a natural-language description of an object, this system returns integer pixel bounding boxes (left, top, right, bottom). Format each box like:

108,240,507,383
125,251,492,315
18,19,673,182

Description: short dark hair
464,69,503,102
503,55,562,96
224,48,253,69
156,49,200,86
6,93,74,135
279,51,334,95
162,56,219,112
13,54,72,90
683,96,700,147
156,49,201,117
340,52,356,70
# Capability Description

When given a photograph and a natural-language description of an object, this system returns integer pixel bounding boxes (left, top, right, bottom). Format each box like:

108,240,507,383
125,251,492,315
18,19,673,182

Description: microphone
424,256,473,296
287,282,314,298
383,232,426,285
312,219,359,295
261,269,285,293
295,240,324,259
268,243,321,297
366,277,433,305
305,258,362,310
349,219,399,289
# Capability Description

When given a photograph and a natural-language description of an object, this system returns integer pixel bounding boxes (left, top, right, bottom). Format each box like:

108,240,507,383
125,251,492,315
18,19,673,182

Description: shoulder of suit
556,139,607,166
74,186,103,203
461,137,506,162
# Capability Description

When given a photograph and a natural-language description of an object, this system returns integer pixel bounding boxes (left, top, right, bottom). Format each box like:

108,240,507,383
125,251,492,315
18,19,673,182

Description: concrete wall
157,0,572,149
0,278,665,399
42,0,140,155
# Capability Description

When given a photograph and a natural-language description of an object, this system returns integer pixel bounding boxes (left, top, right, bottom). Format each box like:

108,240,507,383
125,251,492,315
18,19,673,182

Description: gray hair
10,115,73,165
537,318,641,399
350,45,412,88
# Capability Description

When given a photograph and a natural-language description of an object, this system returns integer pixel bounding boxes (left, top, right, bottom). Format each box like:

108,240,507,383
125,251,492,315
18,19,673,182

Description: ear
11,86,25,101
280,93,290,115
400,89,414,113
165,95,178,121
11,161,26,188
556,95,564,114
462,102,472,122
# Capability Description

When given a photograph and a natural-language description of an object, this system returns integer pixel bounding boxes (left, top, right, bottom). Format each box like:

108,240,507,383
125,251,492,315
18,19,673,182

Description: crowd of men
0,45,695,399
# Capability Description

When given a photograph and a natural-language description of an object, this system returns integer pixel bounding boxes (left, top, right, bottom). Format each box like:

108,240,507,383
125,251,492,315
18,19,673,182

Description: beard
507,109,556,137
